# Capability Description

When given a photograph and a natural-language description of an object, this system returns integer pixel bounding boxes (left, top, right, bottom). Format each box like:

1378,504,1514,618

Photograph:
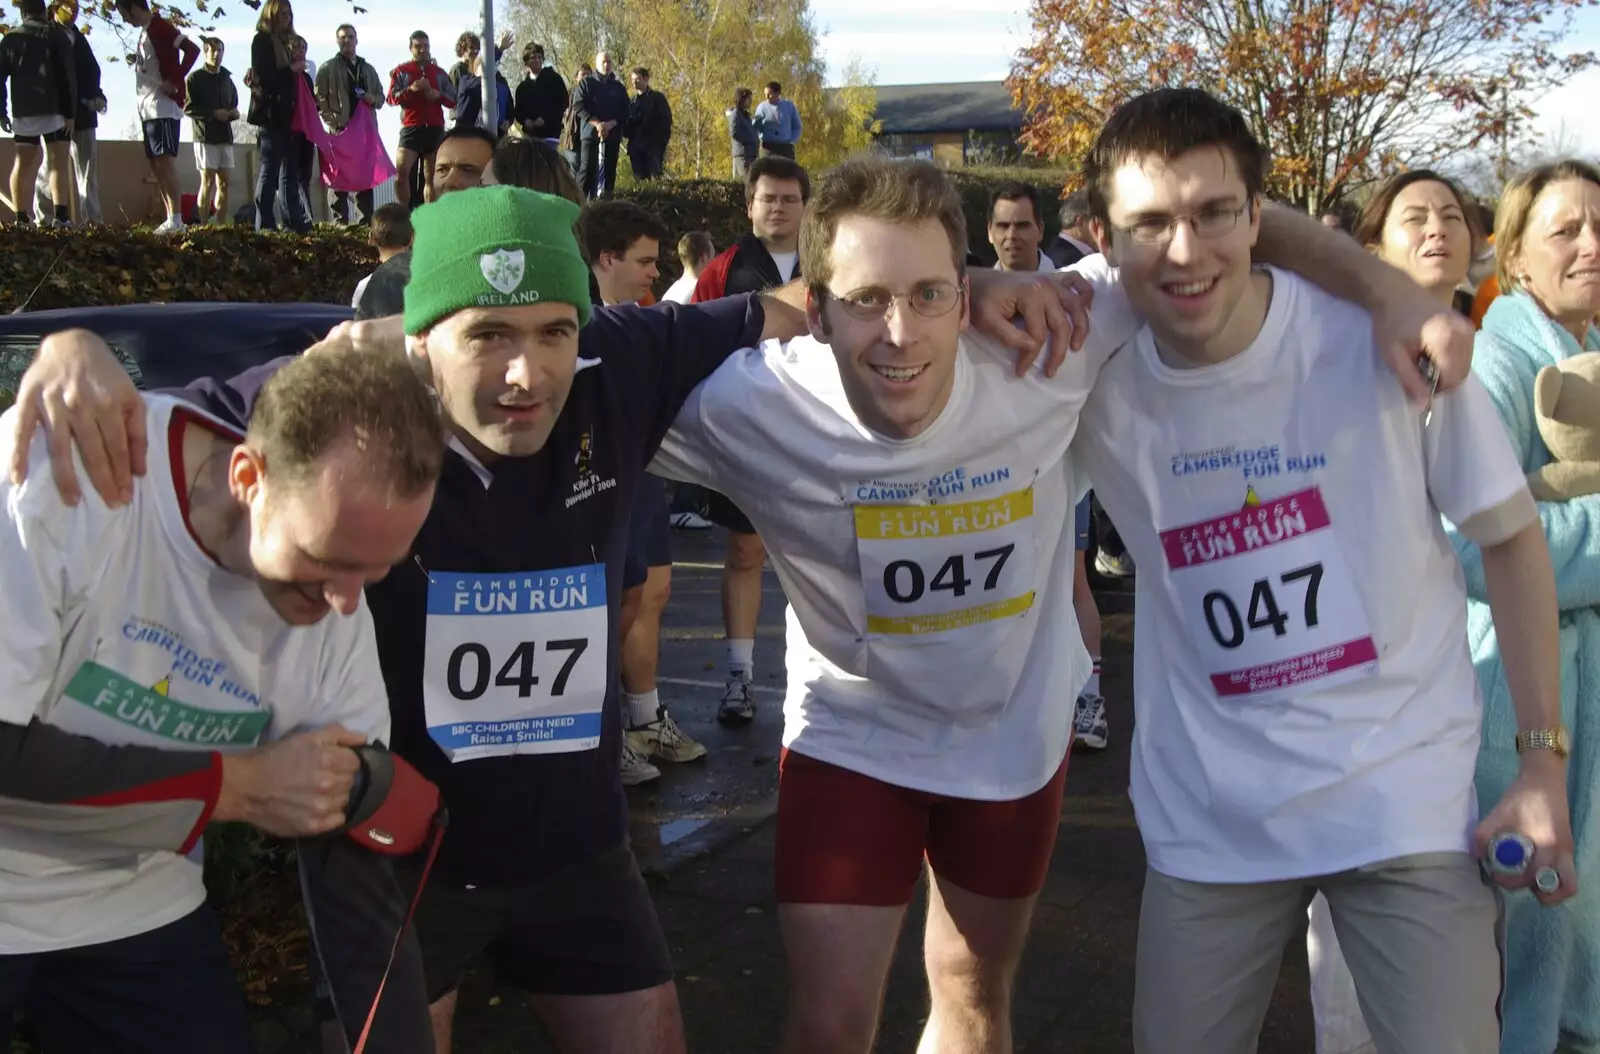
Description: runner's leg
781,902,907,1054
777,750,928,1052
531,985,685,1054
919,876,1038,1053
918,757,1067,1053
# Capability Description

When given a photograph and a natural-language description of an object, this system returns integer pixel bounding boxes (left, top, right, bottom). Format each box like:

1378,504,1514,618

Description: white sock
1085,659,1102,698
726,638,755,679
624,688,660,728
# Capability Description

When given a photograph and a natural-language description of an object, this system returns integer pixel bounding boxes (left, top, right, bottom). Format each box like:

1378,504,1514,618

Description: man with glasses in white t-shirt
1072,87,1571,1054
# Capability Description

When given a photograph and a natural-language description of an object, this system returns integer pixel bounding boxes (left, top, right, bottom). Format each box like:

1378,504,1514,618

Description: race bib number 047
1160,487,1377,699
423,566,608,762
855,488,1035,636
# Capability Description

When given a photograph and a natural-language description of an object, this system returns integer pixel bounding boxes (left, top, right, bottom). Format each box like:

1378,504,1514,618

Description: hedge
0,169,1069,314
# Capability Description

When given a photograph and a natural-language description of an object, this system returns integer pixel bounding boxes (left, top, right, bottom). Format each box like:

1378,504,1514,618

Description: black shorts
14,126,70,147
141,118,179,159
400,844,674,1000
397,124,444,155
0,905,252,1053
624,474,672,590
706,489,757,535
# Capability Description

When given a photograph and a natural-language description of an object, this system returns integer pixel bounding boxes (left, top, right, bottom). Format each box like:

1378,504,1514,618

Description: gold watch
1516,726,1572,759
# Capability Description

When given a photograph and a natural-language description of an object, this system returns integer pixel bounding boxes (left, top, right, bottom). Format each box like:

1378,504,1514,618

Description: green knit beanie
403,185,592,336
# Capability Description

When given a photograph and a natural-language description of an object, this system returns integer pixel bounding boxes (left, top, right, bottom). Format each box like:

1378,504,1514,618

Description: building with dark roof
870,81,1026,167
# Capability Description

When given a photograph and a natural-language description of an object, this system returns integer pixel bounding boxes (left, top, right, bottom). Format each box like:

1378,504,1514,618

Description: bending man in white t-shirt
1070,88,1572,1053
0,348,444,1053
644,154,1476,1053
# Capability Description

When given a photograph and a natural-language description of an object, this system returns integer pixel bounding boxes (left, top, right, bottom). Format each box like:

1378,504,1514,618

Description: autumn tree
1007,0,1598,212
516,0,876,178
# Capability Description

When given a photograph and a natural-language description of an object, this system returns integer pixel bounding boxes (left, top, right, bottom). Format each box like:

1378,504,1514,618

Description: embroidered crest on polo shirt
480,248,526,295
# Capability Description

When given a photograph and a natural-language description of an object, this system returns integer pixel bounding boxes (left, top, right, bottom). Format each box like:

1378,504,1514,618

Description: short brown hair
199,35,224,52
744,155,810,206
578,200,669,262
370,203,414,251
1494,159,1600,295
1085,88,1268,226
1352,169,1481,251
456,31,480,59
678,231,715,269
799,153,967,300
246,347,445,500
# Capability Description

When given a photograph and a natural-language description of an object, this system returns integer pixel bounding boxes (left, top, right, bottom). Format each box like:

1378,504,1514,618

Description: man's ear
804,286,830,343
1091,219,1114,262
228,445,267,505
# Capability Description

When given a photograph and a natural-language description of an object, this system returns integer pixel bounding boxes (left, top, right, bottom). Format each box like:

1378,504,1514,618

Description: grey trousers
1135,853,1503,1054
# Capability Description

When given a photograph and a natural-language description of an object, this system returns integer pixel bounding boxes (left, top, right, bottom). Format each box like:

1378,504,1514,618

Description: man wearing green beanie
16,176,1095,1052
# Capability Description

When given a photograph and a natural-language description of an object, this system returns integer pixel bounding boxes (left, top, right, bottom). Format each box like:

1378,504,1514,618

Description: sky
85,0,1599,164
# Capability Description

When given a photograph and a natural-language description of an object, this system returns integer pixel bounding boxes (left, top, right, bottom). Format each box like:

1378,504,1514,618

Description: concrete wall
0,138,397,226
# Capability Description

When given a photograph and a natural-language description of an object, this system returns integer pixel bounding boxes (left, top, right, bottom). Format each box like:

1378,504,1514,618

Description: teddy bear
1529,351,1600,502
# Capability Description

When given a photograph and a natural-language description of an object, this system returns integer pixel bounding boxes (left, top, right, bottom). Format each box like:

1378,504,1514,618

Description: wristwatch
1516,726,1572,758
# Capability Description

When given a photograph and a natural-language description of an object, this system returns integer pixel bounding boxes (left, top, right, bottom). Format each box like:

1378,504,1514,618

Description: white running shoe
621,737,662,785
627,709,708,763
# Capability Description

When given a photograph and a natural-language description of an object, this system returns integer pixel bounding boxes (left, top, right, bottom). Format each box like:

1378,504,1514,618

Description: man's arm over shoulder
586,295,765,444
159,357,293,431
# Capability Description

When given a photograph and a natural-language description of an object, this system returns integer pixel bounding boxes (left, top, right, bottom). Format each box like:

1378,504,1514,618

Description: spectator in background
246,0,308,232
1046,190,1096,267
514,42,567,144
560,61,591,173
387,30,454,208
116,0,196,233
664,231,714,304
184,36,239,224
351,202,412,308
453,41,513,137
446,30,476,103
0,0,74,227
315,23,385,225
987,181,1053,272
626,67,672,181
574,51,628,199
726,86,757,179
286,34,316,225
34,0,102,225
752,80,800,158
689,154,809,726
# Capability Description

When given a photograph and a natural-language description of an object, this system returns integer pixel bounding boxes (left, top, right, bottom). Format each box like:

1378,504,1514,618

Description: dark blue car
0,303,354,393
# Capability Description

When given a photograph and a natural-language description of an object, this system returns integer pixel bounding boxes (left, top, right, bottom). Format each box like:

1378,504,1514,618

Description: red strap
351,819,446,1054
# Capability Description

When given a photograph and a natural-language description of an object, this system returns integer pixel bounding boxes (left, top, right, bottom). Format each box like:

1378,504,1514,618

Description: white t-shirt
352,273,373,309
0,395,391,953
992,250,1056,274
662,274,697,305
651,256,1138,798
1074,268,1531,882
770,251,799,283
134,25,186,122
